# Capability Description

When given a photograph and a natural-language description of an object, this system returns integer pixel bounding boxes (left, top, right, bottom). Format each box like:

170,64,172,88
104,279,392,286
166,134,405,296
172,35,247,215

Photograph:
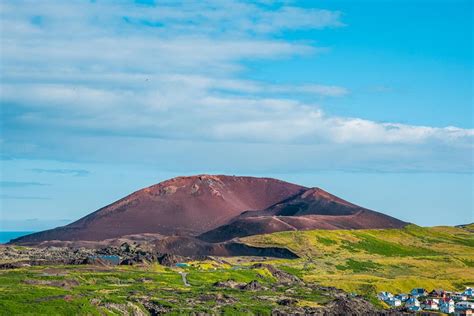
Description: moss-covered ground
0,260,328,315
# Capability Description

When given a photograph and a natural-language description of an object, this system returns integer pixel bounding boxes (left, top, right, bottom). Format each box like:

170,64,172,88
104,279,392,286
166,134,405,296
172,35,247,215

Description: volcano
11,175,407,246
11,175,305,243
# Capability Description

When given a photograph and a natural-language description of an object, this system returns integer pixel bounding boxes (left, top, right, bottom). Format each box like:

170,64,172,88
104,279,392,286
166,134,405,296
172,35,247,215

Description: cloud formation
0,0,472,173
0,181,49,187
30,168,90,177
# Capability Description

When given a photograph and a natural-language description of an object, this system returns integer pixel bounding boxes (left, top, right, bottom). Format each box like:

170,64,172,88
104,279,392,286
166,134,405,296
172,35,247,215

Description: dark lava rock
277,298,298,306
241,280,263,291
213,279,245,289
140,300,171,316
157,253,187,266
0,261,30,269
323,296,380,315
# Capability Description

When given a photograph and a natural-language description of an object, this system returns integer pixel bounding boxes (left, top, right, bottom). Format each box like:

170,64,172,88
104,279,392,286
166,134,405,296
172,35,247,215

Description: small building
405,297,420,308
455,309,473,316
385,297,402,307
456,301,474,310
395,293,409,301
378,291,393,301
440,298,455,314
453,294,468,301
411,288,428,297
463,288,474,297
422,299,439,311
430,289,446,298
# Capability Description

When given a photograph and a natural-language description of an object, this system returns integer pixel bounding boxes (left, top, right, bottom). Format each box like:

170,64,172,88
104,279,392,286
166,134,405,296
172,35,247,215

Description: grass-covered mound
242,224,474,296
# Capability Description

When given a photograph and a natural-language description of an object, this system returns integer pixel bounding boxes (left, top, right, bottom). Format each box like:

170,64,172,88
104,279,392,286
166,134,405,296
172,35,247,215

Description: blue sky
0,0,472,230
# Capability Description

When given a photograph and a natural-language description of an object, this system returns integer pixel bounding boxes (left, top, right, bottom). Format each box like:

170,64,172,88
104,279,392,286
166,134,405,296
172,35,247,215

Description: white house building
385,297,402,307
456,301,474,310
440,298,455,314
395,293,409,301
422,300,439,311
405,297,420,308
463,288,473,297
377,291,393,301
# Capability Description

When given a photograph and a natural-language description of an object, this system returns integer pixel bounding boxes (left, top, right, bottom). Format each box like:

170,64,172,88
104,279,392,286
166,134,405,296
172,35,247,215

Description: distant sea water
0,231,35,244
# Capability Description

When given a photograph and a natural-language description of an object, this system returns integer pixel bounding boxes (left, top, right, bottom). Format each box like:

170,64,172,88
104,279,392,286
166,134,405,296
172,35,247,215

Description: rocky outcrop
0,243,208,269
213,279,265,291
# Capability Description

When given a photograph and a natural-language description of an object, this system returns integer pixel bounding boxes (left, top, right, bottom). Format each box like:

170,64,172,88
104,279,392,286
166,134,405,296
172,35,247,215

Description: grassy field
0,224,473,315
242,224,474,296
0,260,330,315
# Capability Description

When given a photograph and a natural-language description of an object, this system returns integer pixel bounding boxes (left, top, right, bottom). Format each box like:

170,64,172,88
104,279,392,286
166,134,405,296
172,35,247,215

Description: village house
440,298,455,314
395,293,409,301
377,291,393,301
456,301,474,311
455,309,473,316
385,297,402,307
411,288,428,297
464,288,474,297
421,299,439,311
454,294,469,301
405,297,420,307
430,289,446,298
404,297,421,312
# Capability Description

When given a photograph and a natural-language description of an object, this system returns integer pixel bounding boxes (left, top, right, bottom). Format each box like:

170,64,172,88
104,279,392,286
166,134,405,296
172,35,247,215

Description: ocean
0,231,35,244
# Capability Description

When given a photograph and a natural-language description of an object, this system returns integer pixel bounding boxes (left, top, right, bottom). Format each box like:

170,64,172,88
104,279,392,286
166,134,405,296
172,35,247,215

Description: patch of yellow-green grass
253,267,278,282
187,260,231,270
296,300,322,308
146,262,170,273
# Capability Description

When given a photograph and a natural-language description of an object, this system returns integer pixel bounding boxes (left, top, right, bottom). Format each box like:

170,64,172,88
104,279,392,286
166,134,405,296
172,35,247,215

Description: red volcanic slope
13,175,306,243
198,188,408,242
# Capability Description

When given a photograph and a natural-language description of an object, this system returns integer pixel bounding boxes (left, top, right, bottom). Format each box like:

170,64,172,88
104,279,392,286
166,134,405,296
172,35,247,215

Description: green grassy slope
242,224,474,295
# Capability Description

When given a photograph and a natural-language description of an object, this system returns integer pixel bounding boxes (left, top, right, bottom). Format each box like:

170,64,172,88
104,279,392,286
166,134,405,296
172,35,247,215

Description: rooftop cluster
378,287,473,315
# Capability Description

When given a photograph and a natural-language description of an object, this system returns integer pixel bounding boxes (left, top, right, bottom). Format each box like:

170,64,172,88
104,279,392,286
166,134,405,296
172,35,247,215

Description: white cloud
0,0,472,174
3,82,472,148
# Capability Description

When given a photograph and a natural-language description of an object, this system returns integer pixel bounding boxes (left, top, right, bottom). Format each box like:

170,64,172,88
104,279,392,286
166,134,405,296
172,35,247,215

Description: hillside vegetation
242,224,474,296
1,225,472,315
